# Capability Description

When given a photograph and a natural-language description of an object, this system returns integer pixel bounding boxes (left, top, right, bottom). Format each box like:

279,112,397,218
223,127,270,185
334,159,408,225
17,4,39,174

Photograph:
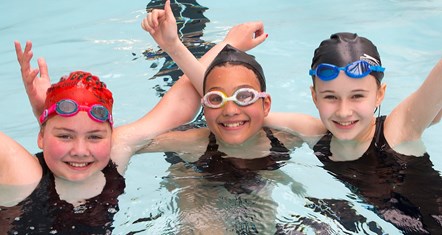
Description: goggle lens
56,99,77,115
89,105,110,122
202,88,267,109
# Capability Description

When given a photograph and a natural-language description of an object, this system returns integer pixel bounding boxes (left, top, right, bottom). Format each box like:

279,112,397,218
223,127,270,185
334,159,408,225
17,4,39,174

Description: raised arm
0,131,42,206
110,73,202,171
141,0,267,95
386,58,442,141
14,41,51,120
431,109,442,126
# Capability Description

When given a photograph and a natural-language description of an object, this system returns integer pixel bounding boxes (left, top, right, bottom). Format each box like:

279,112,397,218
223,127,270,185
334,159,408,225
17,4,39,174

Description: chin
219,137,247,146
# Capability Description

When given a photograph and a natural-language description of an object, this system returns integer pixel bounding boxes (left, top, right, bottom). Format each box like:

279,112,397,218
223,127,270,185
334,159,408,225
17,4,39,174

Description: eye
88,135,105,140
236,91,254,102
351,94,365,99
207,94,223,105
56,134,73,140
208,95,223,104
324,95,337,100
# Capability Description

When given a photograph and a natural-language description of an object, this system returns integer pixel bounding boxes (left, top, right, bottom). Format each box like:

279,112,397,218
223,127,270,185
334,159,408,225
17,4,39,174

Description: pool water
1,0,441,234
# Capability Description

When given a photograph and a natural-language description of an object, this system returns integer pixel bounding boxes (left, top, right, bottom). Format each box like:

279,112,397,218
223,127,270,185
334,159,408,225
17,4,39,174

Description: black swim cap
204,44,266,93
311,32,384,82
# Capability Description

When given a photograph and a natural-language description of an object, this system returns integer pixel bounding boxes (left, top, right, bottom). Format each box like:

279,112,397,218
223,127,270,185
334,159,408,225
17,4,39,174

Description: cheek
360,101,377,116
94,141,112,160
245,104,266,122
42,137,67,160
315,101,333,116
203,108,219,123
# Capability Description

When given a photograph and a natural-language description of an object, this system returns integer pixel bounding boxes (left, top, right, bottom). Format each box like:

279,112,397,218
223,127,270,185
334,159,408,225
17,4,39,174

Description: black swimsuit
165,127,290,194
0,152,125,234
313,116,442,234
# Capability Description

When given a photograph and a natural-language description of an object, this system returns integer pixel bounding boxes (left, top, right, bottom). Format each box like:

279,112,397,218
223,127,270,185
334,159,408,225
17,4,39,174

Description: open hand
14,40,51,119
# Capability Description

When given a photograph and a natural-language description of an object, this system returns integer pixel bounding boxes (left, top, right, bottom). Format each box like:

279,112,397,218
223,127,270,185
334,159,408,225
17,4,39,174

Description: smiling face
203,64,271,145
311,71,385,142
38,112,112,182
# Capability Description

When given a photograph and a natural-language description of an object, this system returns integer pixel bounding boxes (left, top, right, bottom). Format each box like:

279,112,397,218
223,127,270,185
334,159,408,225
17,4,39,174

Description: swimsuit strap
374,116,387,149
36,152,50,175
207,132,220,152
263,127,290,153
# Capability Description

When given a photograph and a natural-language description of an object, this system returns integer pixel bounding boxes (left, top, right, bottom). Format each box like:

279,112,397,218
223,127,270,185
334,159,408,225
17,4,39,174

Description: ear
37,129,44,149
263,94,272,117
376,83,387,107
310,85,319,108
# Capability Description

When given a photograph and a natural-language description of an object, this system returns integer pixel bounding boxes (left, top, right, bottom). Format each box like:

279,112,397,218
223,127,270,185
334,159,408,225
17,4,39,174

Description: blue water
1,0,441,234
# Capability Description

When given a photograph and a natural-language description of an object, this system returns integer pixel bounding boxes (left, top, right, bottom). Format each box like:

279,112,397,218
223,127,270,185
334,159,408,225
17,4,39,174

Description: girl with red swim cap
0,42,199,233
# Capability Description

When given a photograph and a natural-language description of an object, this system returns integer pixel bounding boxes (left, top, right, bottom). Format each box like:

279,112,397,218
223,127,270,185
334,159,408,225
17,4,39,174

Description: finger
150,10,167,31
27,69,39,84
14,41,23,62
141,17,148,30
253,22,265,38
24,41,33,55
22,41,34,65
164,0,173,19
37,58,49,80
149,9,159,28
141,18,154,34
253,31,268,46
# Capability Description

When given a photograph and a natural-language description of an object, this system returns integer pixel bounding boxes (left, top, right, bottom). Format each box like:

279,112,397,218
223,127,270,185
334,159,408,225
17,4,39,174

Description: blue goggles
309,60,385,81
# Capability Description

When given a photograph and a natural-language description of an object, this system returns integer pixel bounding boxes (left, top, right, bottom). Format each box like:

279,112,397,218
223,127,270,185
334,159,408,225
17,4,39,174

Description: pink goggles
39,99,113,126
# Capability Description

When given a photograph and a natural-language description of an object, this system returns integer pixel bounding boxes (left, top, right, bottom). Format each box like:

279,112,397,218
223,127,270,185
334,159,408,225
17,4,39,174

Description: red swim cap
43,71,113,121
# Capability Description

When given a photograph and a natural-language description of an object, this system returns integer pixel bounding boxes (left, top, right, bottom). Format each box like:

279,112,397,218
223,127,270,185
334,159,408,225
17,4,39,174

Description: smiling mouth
334,120,358,126
221,121,245,128
67,162,91,167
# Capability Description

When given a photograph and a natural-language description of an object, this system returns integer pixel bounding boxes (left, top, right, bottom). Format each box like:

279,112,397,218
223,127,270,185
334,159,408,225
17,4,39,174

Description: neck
54,171,106,206
329,118,377,161
217,129,270,159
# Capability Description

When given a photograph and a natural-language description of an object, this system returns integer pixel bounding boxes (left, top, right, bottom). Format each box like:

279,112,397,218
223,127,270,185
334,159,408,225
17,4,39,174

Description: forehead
43,112,112,133
314,71,379,92
205,64,261,92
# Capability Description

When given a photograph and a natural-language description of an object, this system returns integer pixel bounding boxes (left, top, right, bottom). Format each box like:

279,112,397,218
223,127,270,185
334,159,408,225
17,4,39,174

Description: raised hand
141,0,180,53
223,21,268,52
14,40,51,119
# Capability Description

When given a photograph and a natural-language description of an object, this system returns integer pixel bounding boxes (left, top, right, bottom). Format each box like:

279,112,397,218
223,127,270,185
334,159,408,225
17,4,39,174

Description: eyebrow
207,84,255,92
52,127,107,134
319,89,369,94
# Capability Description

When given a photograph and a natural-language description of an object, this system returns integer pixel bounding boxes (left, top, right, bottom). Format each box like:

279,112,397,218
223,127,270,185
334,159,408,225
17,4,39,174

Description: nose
221,100,240,116
336,100,353,118
70,139,90,157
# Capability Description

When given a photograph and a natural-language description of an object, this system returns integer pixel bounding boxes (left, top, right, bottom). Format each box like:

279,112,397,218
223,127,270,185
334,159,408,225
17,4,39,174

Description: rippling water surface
1,0,441,234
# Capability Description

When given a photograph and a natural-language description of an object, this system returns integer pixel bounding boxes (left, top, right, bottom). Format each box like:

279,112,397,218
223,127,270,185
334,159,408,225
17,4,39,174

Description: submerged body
157,126,305,234
314,116,442,234
0,153,125,234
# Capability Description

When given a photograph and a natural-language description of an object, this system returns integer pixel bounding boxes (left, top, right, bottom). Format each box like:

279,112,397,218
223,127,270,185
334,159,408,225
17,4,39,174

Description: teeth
68,162,89,167
222,121,244,127
338,121,354,126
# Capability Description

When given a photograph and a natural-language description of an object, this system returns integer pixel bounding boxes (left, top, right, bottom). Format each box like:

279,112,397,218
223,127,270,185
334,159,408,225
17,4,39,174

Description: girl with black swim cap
268,32,442,234
142,1,307,233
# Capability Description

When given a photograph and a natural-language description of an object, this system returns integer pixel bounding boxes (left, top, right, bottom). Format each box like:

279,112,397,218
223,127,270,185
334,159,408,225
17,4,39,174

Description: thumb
164,0,174,19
